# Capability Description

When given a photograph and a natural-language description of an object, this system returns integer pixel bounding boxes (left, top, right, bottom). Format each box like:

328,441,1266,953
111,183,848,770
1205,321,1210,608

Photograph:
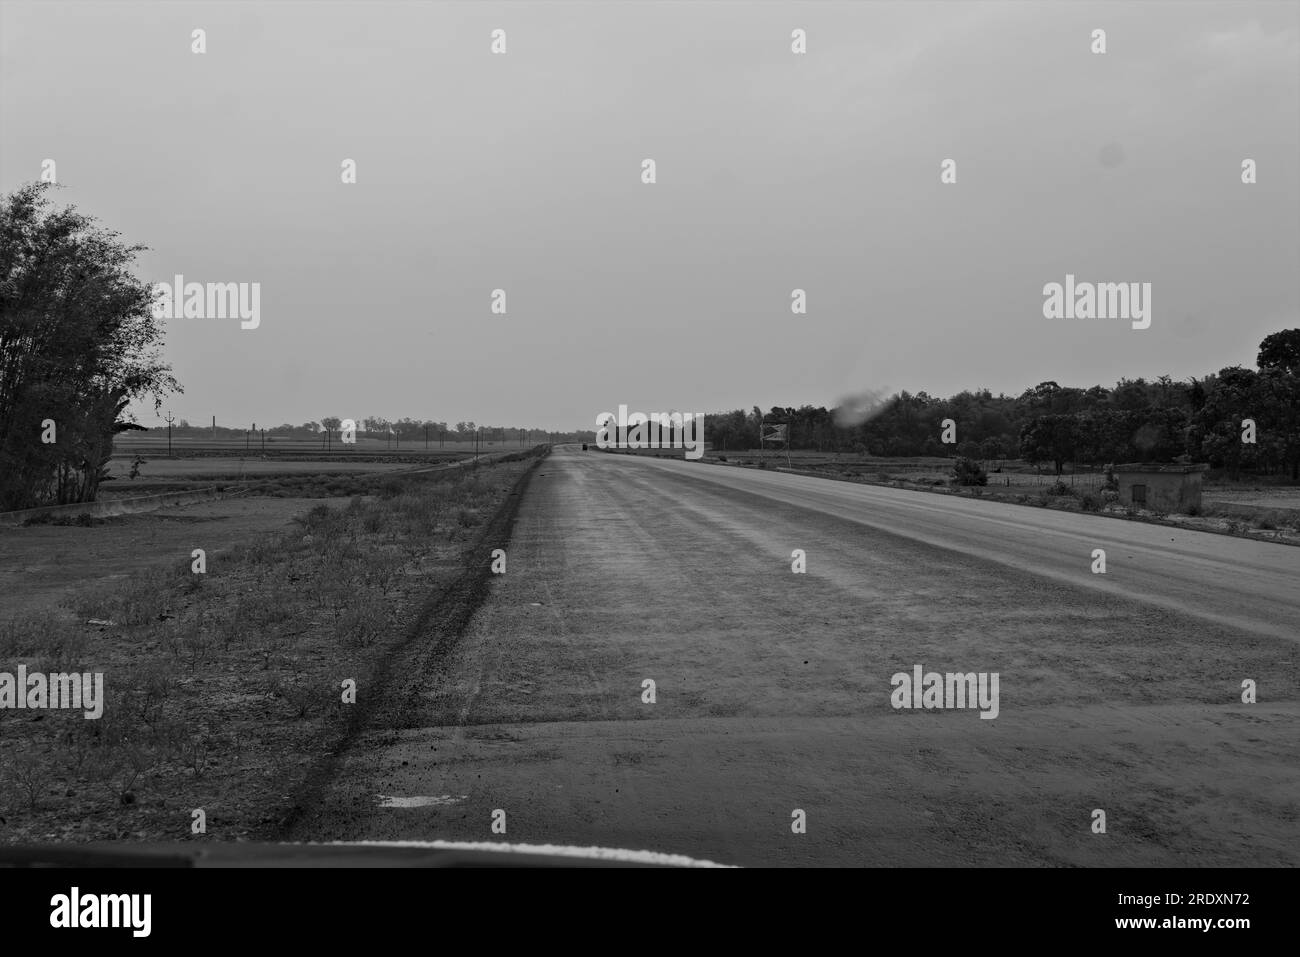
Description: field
1202,486,1300,510
673,449,1300,542
0,498,351,620
104,457,415,480
90,434,531,498
706,449,1300,504
113,433,528,460
0,448,546,844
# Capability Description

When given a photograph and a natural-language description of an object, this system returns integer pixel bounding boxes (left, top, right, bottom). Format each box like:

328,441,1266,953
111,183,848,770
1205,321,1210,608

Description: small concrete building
1114,462,1209,513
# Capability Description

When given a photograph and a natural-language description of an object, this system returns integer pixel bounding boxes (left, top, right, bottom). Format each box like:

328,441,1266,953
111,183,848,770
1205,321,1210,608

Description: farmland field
0,497,351,620
104,457,417,479
113,434,527,458
706,450,1300,504
92,433,519,495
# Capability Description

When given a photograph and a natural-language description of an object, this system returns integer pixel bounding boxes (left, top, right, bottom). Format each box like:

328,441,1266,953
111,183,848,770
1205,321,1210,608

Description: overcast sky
2,1,1297,431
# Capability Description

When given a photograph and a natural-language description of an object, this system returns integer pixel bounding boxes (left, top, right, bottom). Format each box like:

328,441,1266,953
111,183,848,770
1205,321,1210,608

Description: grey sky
2,1,1297,431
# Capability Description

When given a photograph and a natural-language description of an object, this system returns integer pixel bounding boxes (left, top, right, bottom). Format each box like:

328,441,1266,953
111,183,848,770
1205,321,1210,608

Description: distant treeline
703,330,1300,479
152,418,582,442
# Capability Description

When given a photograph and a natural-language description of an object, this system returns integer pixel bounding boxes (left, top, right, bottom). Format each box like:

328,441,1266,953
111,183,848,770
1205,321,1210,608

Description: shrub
1046,480,1075,497
1080,491,1101,511
951,457,988,486
454,505,482,528
293,502,334,534
1255,510,1290,530
24,511,103,527
334,595,387,648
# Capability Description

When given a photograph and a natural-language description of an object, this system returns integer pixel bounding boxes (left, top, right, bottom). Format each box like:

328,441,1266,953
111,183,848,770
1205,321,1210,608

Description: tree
1019,381,1063,415
1257,367,1300,479
320,416,341,432
1019,414,1077,474
1257,329,1300,375
0,183,179,509
1192,366,1261,480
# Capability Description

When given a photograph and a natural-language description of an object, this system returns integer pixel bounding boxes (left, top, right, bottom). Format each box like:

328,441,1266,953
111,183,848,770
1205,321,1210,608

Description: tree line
704,329,1300,479
162,419,568,441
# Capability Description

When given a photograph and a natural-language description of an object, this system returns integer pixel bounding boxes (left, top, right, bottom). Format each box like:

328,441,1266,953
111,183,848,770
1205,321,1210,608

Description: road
301,448,1300,866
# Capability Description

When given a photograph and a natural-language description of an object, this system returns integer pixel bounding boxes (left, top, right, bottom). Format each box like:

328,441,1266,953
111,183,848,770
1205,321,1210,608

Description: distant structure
1114,463,1209,512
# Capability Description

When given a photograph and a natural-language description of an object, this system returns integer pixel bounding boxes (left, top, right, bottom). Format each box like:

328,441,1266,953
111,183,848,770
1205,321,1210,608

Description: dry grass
0,452,542,844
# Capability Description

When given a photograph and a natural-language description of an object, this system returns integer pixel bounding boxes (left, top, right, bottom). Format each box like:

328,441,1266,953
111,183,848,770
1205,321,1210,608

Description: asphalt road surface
303,448,1300,867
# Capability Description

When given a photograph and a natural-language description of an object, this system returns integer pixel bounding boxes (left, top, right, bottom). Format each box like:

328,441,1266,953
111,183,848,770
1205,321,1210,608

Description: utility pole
261,428,265,453
165,411,176,457
425,425,429,451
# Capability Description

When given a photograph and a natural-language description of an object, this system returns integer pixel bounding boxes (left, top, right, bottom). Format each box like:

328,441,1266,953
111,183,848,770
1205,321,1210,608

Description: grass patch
0,447,546,844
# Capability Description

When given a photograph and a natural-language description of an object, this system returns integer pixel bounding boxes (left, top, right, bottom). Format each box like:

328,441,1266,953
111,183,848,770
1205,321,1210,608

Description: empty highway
297,448,1300,867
